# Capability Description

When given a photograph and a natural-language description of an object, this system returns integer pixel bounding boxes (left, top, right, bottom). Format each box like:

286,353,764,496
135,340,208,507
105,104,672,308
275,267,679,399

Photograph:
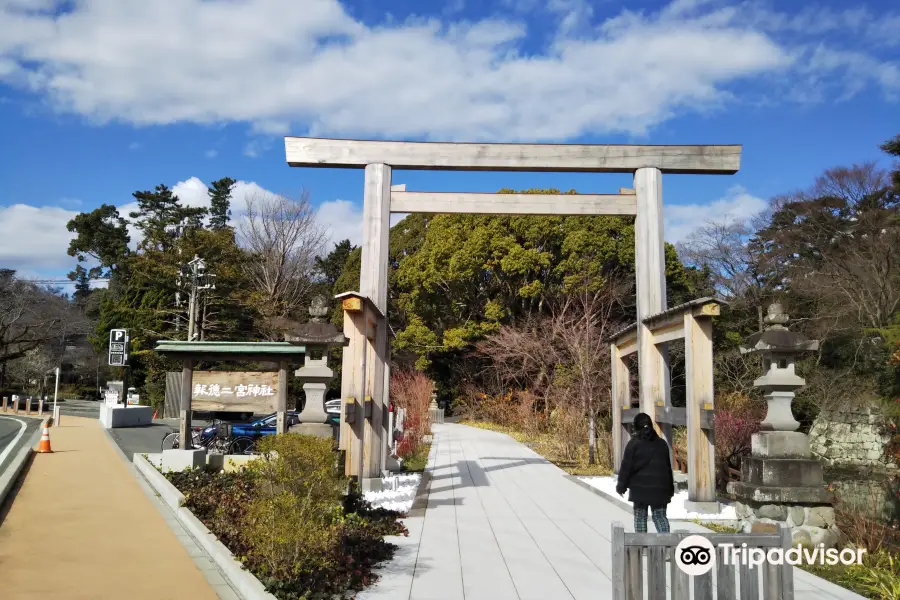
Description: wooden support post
358,163,391,481
179,359,194,449
611,344,631,473
634,167,670,435
340,303,367,477
381,356,391,470
276,360,288,434
362,309,386,478
684,311,717,505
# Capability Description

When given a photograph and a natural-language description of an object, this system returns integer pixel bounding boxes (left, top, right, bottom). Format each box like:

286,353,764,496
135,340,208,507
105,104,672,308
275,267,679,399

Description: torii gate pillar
634,167,672,446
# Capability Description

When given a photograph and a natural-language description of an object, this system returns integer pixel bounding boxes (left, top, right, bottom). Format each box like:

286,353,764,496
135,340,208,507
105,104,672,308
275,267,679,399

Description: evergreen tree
69,265,93,305
208,177,236,230
66,204,130,280
129,184,206,250
314,239,355,291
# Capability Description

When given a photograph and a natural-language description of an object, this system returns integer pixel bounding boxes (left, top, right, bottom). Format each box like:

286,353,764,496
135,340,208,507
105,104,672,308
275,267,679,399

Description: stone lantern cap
269,296,349,348
740,303,819,355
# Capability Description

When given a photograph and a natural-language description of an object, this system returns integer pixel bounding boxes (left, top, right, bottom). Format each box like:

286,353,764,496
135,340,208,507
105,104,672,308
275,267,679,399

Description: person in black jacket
616,412,675,533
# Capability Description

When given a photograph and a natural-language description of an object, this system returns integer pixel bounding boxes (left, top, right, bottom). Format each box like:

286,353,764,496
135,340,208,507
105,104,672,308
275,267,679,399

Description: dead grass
460,420,613,477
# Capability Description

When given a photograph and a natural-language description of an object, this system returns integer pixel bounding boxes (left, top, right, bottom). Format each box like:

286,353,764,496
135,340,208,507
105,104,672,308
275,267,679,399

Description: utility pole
185,255,215,341
175,225,184,333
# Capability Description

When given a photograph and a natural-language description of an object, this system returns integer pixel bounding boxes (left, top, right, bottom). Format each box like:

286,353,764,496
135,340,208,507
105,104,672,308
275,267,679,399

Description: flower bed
163,434,408,599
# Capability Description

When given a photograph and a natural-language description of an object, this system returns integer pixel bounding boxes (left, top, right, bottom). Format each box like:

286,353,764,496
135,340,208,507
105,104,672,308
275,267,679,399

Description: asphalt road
0,415,41,474
56,398,103,419
109,418,215,460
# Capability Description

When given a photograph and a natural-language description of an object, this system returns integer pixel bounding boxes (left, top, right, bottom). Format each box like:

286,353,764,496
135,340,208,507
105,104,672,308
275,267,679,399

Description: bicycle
161,419,232,454
228,436,258,455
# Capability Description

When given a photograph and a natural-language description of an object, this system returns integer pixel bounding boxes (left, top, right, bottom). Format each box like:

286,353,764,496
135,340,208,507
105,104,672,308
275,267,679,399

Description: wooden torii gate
610,297,725,512
284,137,741,487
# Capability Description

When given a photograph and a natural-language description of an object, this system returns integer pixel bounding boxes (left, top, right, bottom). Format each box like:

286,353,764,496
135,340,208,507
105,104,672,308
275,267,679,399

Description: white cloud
0,204,79,271
0,177,356,275
204,149,217,159
0,1,895,141
664,184,766,243
315,199,363,247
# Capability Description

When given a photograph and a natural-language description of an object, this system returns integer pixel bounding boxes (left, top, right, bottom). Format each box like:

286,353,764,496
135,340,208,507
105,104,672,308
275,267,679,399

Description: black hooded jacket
615,427,675,507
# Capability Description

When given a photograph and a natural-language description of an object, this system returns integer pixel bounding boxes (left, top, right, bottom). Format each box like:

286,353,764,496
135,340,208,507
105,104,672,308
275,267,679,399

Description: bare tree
238,191,328,333
0,272,69,368
6,347,56,394
475,282,626,464
550,284,628,463
758,164,899,335
677,218,769,331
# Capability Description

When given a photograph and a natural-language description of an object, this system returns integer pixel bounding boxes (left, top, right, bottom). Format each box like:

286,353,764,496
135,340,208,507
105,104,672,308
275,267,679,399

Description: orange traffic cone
38,425,53,453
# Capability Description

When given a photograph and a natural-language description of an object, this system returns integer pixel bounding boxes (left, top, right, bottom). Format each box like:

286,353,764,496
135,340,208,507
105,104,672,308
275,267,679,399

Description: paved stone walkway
360,423,863,600
0,417,222,600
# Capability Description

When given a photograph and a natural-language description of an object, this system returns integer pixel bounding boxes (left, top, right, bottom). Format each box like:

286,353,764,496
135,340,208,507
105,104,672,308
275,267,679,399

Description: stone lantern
272,296,348,437
742,303,819,432
728,303,838,547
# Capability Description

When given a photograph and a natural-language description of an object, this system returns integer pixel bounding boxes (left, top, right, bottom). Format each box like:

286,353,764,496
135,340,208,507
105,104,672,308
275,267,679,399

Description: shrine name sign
191,371,278,413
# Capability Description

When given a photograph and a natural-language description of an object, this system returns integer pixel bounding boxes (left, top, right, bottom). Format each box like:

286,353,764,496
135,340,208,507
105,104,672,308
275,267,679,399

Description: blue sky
0,0,898,284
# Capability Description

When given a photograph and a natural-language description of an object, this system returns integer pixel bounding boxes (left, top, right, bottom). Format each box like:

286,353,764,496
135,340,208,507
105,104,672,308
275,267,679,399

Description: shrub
166,468,258,559
458,386,547,433
834,485,900,554
391,370,432,456
243,434,347,581
168,435,408,599
402,443,431,473
550,406,587,463
850,551,900,600
715,407,761,490
806,551,900,600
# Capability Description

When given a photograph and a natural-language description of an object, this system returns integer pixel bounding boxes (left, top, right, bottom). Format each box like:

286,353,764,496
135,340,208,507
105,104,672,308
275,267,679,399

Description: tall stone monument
272,296,347,438
728,304,838,547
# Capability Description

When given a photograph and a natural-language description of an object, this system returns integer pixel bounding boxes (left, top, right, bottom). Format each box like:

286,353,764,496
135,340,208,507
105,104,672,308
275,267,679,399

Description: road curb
176,506,275,600
133,455,276,600
565,475,635,513
0,426,41,510
407,439,438,519
134,453,185,511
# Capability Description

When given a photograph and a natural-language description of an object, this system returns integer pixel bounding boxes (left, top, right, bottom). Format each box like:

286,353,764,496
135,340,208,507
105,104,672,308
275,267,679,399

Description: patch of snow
579,476,737,521
364,473,421,514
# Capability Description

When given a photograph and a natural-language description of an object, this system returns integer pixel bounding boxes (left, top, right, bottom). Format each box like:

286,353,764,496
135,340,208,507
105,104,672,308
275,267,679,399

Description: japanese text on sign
192,383,275,397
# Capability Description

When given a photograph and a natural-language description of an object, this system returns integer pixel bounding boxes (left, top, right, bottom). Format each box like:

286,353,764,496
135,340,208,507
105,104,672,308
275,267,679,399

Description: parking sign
109,329,129,366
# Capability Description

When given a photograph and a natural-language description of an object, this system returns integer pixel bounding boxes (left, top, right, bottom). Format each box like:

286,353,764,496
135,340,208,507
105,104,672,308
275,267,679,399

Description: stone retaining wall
809,407,896,471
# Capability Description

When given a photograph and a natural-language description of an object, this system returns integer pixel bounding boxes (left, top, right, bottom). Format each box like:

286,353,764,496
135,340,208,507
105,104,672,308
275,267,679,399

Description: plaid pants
634,505,670,533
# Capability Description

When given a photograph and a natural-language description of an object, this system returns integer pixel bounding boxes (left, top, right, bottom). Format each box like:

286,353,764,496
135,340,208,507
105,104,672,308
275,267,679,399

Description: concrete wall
99,404,154,428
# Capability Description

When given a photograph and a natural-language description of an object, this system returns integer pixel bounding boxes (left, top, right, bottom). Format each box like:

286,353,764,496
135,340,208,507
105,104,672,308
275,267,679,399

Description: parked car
324,399,341,427
197,411,300,443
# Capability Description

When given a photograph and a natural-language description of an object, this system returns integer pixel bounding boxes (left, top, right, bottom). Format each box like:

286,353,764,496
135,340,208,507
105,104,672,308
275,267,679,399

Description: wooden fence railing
611,522,794,600
673,448,740,481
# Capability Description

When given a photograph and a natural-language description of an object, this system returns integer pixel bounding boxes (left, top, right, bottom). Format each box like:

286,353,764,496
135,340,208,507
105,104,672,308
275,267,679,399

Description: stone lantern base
727,431,839,548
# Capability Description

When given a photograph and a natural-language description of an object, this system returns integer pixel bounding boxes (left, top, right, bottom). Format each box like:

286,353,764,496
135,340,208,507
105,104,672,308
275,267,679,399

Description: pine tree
208,177,236,230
